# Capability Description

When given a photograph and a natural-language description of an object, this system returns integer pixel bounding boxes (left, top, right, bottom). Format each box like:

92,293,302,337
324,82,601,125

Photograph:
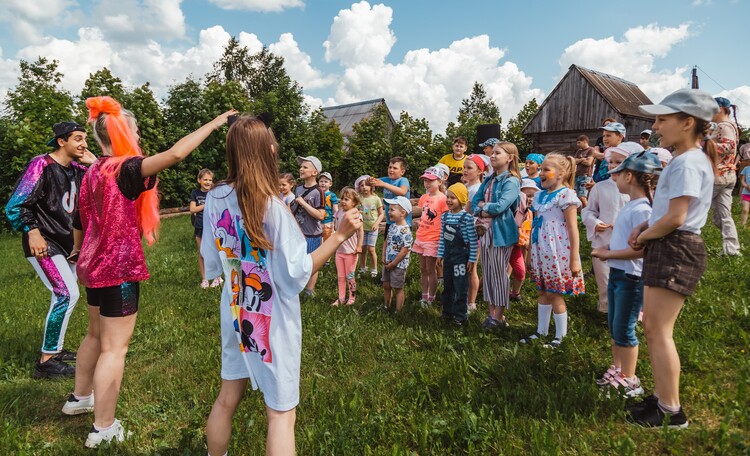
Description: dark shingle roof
574,65,653,119
322,98,396,136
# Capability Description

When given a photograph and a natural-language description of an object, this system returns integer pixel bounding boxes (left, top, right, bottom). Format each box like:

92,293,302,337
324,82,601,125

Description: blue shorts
305,236,322,254
607,268,643,347
362,230,378,247
574,175,592,198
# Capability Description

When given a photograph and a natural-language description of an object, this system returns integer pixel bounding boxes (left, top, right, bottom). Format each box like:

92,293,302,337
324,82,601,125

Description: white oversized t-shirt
201,184,312,411
649,149,714,235
609,197,651,276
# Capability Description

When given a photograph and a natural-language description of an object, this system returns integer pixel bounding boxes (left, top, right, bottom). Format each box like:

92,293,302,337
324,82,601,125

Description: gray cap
297,156,322,173
639,88,719,122
383,196,412,214
319,172,332,181
609,150,662,176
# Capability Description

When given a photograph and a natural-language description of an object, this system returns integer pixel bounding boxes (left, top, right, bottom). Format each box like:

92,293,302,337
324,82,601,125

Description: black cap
47,122,85,147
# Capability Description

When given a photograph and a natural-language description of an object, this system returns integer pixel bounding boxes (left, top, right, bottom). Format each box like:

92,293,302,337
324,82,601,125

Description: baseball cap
609,150,662,175
639,88,719,122
599,122,626,136
714,97,731,108
318,172,332,182
520,178,540,191
434,163,450,180
648,147,673,165
384,196,412,214
420,166,441,181
47,122,85,147
604,141,644,162
296,156,322,173
354,175,371,190
640,129,652,136
479,138,500,148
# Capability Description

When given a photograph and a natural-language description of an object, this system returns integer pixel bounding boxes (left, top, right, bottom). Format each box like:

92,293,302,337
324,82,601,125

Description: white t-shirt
201,184,312,411
650,149,715,235
609,197,651,276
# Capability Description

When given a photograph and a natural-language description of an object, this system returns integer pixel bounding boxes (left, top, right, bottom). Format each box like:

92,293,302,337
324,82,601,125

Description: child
471,142,522,329
437,183,478,325
574,135,596,208
438,136,468,186
639,129,652,149
625,89,719,428
520,153,584,348
591,151,661,398
741,163,750,227
414,166,449,306
190,168,219,289
332,187,364,306
648,148,673,168
508,178,540,300
382,196,413,312
318,172,338,242
463,154,486,311
290,155,325,296
279,173,296,206
200,115,362,455
62,96,235,448
581,143,642,313
355,174,384,277
6,121,94,379
370,157,411,232
524,153,544,188
594,122,626,183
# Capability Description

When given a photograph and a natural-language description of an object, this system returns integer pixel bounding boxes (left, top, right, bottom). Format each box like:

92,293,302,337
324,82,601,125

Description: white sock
73,393,92,401
554,312,568,339
537,304,552,336
94,421,116,432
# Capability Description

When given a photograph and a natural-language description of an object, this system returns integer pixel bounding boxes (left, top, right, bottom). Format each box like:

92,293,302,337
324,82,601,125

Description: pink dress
529,187,585,295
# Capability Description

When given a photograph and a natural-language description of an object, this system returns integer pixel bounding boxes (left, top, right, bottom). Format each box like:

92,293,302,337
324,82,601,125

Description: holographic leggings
27,255,80,354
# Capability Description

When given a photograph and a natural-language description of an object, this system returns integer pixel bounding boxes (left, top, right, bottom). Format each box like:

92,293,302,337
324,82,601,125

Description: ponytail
675,113,719,174
544,153,576,189
564,156,576,189
632,171,659,206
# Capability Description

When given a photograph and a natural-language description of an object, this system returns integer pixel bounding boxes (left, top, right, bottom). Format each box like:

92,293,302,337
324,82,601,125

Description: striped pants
27,255,80,354
479,231,513,308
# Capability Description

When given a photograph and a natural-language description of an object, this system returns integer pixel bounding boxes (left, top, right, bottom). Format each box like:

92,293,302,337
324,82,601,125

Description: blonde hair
544,153,576,189
495,142,522,181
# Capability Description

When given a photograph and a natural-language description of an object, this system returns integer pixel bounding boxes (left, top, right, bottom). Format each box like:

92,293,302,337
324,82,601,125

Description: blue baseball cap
599,122,626,136
715,97,731,108
609,150,662,175
479,138,500,148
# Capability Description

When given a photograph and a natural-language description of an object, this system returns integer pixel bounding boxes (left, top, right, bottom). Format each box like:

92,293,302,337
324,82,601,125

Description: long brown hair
496,141,522,181
544,153,576,189
674,113,719,174
225,116,280,251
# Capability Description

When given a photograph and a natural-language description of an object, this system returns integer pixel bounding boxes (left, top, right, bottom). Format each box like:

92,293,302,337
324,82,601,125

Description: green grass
1,206,749,455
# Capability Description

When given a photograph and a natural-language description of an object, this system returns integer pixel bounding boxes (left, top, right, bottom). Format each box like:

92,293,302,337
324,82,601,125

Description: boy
291,155,325,296
524,153,544,188
190,168,218,288
436,183,477,325
5,121,95,379
369,157,411,232
318,172,338,243
574,135,596,208
593,122,626,183
438,136,469,186
382,196,413,312
639,129,652,149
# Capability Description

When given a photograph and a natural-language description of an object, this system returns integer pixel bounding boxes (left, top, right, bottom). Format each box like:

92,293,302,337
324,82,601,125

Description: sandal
543,338,562,349
595,365,620,386
330,299,341,307
345,297,356,306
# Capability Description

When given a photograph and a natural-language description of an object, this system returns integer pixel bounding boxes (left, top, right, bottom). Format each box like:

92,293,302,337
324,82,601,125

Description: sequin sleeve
5,156,47,233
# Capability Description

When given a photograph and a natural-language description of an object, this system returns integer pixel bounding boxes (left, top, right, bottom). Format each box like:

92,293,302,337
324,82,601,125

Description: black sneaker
627,402,689,429
53,349,77,363
32,357,75,379
626,394,658,414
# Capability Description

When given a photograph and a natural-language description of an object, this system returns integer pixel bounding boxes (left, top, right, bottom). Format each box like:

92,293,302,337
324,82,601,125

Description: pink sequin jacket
75,156,156,288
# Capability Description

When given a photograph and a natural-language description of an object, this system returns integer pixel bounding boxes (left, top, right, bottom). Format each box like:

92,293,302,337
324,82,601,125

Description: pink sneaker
200,280,209,289
210,277,223,288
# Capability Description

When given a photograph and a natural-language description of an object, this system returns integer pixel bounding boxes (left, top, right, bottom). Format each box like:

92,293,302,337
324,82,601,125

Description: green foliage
504,98,539,156
392,111,438,185
444,82,502,150
306,108,345,180
341,104,394,187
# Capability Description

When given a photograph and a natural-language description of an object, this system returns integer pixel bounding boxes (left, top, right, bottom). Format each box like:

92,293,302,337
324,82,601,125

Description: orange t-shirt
416,192,448,242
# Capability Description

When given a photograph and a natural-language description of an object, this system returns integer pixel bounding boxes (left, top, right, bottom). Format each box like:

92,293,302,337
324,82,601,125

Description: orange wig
86,96,160,245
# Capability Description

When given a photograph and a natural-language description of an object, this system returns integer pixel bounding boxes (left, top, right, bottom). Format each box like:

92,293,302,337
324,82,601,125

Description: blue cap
609,150,662,175
479,138,500,148
715,97,731,108
599,122,626,136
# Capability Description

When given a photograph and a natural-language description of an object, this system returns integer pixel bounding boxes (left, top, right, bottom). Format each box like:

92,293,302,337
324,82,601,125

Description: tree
391,111,436,186
504,98,539,157
444,82,502,150
306,108,344,181
342,104,394,187
127,83,165,158
76,67,128,124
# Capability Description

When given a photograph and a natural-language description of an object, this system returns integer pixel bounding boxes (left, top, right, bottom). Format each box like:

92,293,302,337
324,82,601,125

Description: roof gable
574,65,653,119
322,98,396,136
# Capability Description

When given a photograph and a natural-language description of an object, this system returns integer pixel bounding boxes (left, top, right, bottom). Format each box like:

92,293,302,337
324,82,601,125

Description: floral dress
529,187,585,295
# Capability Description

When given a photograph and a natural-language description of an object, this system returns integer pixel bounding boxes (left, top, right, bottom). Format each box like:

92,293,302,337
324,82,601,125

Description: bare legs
195,237,205,280
72,305,102,397
418,255,438,301
92,313,137,427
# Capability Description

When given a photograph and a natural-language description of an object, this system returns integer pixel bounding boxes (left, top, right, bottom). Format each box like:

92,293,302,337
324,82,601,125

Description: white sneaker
85,419,126,448
62,393,94,415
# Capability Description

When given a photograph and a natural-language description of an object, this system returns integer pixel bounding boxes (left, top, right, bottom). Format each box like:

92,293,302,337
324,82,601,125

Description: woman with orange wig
61,95,236,448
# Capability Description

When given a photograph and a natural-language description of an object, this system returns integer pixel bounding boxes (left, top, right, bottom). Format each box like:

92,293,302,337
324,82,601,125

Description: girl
470,142,522,329
508,178,539,301
520,153,584,348
279,173,296,206
581,143,641,313
61,96,236,448
709,96,741,256
356,175,384,278
201,116,362,455
740,163,750,227
626,89,719,428
332,187,364,306
414,166,448,306
463,154,485,312
591,151,661,398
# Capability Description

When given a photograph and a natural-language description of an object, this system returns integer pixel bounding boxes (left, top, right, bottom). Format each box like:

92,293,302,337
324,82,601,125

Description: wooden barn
523,65,655,154
322,98,396,139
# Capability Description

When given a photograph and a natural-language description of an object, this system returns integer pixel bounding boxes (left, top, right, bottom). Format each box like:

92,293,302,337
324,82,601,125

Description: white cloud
558,23,692,103
716,86,750,128
0,46,20,102
208,0,304,12
0,0,76,43
324,1,396,67
270,33,335,90
92,0,186,43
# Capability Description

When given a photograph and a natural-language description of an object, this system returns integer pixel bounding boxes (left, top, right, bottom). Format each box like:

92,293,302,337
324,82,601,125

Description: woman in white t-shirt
626,89,720,429
200,115,362,456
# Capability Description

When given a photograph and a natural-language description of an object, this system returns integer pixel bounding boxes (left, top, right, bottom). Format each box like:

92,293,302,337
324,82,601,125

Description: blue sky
0,0,748,131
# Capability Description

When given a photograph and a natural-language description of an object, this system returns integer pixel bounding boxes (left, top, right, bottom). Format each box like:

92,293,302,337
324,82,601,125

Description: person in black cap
5,121,95,379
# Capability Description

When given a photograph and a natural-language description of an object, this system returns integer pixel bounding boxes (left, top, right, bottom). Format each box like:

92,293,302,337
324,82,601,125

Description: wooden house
322,98,396,139
523,65,655,154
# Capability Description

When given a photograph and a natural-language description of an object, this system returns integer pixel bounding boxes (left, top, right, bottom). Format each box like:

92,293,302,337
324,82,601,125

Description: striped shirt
437,210,478,262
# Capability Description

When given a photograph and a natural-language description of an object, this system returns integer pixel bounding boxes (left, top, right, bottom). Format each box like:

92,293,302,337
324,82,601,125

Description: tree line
0,38,538,231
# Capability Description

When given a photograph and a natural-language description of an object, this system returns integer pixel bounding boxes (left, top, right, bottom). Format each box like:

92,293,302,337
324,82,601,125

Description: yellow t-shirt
438,153,467,185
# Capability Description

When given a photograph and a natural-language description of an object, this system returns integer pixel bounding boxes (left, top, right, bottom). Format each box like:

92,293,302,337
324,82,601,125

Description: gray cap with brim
639,88,719,122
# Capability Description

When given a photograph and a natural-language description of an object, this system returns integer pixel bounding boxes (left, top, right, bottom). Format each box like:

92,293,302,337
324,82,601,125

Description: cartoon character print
214,209,240,259
424,206,438,221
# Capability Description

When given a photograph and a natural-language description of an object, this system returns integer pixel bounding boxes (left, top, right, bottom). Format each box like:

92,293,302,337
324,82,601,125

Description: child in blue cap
525,153,544,188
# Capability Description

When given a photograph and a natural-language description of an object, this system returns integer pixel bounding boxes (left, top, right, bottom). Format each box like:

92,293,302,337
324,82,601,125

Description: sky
0,0,748,133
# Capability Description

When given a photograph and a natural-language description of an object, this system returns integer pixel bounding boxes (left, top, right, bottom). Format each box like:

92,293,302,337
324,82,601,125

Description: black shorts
194,226,203,239
642,230,706,296
87,282,140,317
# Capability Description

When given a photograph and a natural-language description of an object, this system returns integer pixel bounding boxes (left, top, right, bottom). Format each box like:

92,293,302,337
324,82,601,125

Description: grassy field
0,207,749,455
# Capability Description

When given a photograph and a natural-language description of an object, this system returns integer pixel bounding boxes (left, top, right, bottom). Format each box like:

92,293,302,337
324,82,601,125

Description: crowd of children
6,89,738,450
